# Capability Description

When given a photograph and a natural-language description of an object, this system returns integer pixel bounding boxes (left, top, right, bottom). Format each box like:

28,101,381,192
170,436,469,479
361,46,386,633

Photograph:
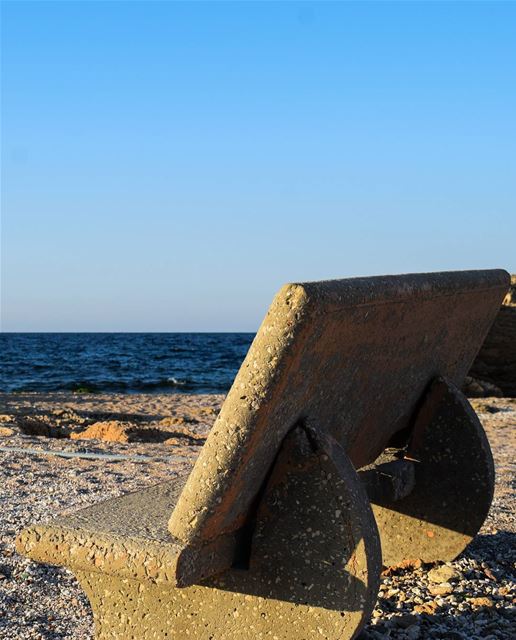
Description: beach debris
70,421,130,443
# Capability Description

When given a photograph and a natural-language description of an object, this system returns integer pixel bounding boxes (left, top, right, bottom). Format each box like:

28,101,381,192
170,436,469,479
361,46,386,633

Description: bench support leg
74,426,381,640
369,377,495,566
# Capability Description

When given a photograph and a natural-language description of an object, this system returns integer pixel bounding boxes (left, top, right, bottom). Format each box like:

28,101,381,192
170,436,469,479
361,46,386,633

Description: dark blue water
0,334,255,394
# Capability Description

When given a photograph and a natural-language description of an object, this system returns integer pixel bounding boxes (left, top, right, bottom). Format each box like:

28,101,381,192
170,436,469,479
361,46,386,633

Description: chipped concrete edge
16,524,186,585
16,523,242,587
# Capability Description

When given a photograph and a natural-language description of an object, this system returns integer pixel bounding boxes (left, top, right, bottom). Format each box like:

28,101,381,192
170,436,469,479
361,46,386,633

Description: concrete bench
17,269,510,640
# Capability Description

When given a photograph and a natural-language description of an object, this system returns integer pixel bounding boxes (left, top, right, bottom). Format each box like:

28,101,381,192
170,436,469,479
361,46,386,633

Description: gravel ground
0,393,514,639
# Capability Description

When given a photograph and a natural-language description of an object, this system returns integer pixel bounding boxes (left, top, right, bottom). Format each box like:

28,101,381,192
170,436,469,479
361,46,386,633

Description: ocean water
0,333,255,394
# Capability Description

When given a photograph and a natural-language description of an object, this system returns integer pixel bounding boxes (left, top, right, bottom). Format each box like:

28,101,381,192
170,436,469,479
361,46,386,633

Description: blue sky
2,1,515,331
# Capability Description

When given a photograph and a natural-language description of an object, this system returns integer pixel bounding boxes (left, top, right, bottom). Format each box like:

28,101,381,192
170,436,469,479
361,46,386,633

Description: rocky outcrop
468,275,516,397
502,274,516,306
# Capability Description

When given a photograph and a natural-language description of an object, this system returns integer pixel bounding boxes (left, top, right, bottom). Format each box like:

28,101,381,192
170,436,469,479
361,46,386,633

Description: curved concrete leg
369,378,495,566
76,427,381,639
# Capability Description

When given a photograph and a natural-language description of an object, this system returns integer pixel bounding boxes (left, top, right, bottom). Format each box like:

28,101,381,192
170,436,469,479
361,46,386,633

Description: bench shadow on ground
361,531,515,639
460,530,515,576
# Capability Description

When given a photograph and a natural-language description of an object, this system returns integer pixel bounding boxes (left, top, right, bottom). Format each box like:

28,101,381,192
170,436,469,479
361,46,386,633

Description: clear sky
1,1,515,332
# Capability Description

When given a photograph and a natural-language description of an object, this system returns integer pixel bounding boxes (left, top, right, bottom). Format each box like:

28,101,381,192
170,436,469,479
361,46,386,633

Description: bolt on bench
17,270,510,640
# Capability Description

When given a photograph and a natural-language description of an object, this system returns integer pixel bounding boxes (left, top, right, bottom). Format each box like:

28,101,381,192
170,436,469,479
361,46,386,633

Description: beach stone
0,427,14,437
413,601,439,615
428,565,460,583
428,582,453,595
468,597,494,608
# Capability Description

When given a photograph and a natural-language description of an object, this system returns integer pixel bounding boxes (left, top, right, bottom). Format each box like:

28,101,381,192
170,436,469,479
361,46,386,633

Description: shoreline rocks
467,275,516,398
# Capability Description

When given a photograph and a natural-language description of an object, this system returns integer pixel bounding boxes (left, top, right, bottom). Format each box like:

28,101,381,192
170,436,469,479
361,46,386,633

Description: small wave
0,333,255,394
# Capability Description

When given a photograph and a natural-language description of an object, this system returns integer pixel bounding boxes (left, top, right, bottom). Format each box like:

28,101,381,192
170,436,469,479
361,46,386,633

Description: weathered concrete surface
170,270,509,546
18,427,381,640
368,378,495,566
16,477,238,587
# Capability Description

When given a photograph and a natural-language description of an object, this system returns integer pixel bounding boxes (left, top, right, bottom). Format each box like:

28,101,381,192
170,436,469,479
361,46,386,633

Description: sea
0,333,255,394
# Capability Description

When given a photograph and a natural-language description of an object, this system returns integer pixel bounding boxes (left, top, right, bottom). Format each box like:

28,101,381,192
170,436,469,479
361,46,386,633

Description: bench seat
17,474,237,587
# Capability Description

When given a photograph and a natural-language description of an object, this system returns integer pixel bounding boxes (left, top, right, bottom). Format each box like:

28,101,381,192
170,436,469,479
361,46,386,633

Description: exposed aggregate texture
0,393,514,639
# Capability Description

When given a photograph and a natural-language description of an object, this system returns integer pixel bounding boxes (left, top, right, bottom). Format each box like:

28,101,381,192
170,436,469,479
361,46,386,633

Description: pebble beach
0,392,514,639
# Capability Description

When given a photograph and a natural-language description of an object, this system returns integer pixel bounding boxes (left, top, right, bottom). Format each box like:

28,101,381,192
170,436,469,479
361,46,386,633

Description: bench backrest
169,269,509,545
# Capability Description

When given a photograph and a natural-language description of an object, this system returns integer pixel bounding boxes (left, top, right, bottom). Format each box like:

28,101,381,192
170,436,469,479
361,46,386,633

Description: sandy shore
0,392,514,639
